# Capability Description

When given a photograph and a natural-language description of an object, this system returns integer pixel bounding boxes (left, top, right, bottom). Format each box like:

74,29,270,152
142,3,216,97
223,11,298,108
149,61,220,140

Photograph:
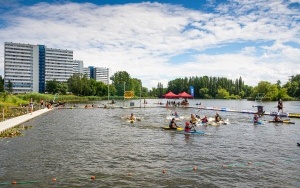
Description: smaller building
84,66,109,84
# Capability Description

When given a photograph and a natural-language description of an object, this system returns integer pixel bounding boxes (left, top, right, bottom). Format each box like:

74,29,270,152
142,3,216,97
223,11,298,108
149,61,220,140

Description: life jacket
190,117,197,124
185,125,191,132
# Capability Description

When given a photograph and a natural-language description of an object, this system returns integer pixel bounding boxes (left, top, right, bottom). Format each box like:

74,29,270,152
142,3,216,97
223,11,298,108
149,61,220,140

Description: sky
0,0,299,89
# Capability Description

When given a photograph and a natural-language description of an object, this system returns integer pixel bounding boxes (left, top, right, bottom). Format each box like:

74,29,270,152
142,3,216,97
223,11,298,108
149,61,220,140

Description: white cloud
0,0,299,89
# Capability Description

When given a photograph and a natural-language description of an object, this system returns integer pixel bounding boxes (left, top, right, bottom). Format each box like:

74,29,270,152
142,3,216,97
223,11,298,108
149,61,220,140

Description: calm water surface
0,99,299,187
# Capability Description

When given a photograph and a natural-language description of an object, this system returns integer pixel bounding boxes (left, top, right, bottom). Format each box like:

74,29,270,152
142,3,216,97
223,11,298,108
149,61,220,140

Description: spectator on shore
29,98,33,115
40,99,44,108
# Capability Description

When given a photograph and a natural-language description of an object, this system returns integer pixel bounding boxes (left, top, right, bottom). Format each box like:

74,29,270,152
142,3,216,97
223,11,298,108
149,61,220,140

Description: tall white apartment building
73,60,84,74
45,48,73,83
84,66,109,84
95,67,109,84
83,67,90,79
4,42,73,93
4,42,39,93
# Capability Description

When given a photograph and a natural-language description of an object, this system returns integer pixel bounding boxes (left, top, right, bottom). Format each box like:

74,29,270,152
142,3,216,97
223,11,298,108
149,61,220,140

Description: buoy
193,166,197,171
91,176,95,180
11,181,17,184
52,178,57,182
162,169,167,174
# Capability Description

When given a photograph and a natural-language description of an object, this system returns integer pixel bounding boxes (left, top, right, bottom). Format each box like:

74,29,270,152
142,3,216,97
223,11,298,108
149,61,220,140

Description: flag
190,86,194,97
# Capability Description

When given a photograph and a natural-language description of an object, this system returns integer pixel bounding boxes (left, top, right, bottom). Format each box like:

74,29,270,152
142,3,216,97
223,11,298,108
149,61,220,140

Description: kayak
254,121,265,125
162,127,183,131
270,112,289,117
207,117,230,126
183,130,205,135
269,120,295,124
253,120,265,125
127,119,135,123
166,115,184,121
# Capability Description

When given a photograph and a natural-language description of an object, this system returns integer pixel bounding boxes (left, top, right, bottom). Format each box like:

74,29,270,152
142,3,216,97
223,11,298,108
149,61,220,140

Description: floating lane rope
0,180,40,185
1,159,298,185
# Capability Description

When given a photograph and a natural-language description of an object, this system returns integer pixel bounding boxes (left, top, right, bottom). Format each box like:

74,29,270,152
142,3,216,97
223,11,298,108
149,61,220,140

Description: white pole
140,84,142,108
123,82,126,107
107,68,110,102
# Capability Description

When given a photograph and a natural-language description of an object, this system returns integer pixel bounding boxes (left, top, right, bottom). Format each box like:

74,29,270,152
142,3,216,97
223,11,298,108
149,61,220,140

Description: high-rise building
86,66,109,84
4,42,73,93
73,60,84,74
83,67,90,79
95,67,109,84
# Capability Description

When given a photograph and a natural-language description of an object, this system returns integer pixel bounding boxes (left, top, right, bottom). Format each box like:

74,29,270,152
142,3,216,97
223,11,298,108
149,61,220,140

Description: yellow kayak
269,120,295,124
162,127,183,131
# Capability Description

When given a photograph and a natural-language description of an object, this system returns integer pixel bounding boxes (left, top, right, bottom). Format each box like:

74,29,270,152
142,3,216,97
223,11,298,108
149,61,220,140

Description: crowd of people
166,99,189,107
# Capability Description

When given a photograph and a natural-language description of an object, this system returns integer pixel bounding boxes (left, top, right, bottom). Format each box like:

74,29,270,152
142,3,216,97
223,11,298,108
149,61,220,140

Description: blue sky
0,0,299,89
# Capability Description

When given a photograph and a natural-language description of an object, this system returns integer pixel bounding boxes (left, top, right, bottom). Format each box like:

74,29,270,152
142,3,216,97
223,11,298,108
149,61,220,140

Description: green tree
252,81,278,101
7,80,13,93
199,88,210,99
132,78,142,97
0,76,4,92
68,74,83,95
46,80,67,94
110,71,131,96
157,82,164,98
283,74,300,98
277,87,291,100
108,84,117,97
216,88,230,99
57,82,68,95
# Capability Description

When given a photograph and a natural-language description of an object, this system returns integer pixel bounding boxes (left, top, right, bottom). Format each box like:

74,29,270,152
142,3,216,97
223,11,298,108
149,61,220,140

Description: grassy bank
0,92,103,120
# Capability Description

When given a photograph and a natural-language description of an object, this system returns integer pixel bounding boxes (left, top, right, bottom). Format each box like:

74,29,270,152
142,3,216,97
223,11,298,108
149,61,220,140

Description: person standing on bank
277,99,283,113
29,98,33,115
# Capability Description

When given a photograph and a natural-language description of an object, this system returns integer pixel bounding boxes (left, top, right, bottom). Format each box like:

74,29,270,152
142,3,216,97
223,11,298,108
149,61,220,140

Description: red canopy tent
162,91,179,99
178,91,193,98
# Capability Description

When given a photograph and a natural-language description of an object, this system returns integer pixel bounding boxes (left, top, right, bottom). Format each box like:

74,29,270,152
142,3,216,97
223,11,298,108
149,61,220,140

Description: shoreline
0,108,52,134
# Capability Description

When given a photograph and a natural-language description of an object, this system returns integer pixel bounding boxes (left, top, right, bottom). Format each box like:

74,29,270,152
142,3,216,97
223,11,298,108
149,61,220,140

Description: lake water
0,99,299,187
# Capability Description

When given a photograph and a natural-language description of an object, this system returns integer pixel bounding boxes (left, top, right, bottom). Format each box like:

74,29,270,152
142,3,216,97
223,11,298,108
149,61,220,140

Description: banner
189,86,194,97
124,91,134,99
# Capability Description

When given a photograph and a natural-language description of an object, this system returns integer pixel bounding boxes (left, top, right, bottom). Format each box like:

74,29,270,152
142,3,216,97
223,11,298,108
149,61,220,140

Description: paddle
190,123,197,132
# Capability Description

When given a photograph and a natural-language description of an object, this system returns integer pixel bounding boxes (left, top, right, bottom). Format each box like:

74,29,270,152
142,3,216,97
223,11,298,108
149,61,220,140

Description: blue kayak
254,121,264,125
183,130,205,135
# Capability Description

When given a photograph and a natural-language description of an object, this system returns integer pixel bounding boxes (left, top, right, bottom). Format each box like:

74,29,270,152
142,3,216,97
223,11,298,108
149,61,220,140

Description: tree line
0,72,299,101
